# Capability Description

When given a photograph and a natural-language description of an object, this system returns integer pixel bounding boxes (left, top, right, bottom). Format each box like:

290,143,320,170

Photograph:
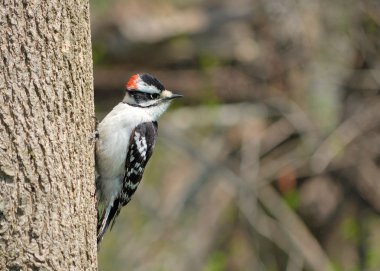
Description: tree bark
0,0,97,270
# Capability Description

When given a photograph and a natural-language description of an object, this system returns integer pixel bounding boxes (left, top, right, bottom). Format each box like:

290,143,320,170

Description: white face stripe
136,77,161,94
138,99,160,107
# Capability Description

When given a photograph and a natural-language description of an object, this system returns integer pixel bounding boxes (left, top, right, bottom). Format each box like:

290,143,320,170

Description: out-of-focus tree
91,0,380,270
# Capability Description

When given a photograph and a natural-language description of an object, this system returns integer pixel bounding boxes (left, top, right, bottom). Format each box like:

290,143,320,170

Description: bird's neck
121,100,170,122
144,101,170,121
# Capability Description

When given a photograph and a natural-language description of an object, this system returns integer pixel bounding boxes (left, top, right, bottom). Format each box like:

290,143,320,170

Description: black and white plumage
122,122,157,203
96,74,182,245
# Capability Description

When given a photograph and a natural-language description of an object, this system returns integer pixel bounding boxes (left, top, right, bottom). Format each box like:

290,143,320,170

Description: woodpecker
95,73,182,244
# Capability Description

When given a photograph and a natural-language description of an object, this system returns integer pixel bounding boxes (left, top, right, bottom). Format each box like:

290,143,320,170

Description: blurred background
91,0,380,270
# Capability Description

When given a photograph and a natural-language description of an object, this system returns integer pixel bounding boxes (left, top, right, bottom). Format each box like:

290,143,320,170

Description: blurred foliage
92,0,380,270
341,217,360,243
204,251,228,271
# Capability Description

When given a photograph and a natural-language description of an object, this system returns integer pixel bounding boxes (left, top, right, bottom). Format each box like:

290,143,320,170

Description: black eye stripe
149,93,160,99
130,91,160,100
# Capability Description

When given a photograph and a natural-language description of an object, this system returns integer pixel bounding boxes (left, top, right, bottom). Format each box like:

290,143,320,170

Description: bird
95,73,182,245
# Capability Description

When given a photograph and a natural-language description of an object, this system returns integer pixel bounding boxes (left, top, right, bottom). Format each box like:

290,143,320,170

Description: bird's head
123,73,182,109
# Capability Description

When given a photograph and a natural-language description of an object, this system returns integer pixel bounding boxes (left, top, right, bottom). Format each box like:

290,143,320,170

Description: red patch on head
125,74,139,91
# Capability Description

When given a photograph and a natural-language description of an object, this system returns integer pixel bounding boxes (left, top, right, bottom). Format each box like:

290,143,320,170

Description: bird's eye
149,93,160,99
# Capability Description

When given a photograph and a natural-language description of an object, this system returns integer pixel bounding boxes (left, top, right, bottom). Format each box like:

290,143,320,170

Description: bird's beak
161,90,183,100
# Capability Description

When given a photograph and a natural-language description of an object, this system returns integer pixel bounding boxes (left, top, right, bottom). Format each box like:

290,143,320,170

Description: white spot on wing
134,133,147,155
129,182,140,190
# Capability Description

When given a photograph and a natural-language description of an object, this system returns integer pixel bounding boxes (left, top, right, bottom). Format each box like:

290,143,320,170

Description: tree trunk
0,1,97,270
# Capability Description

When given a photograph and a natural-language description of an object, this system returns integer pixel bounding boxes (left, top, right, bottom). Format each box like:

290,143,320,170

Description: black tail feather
97,198,120,246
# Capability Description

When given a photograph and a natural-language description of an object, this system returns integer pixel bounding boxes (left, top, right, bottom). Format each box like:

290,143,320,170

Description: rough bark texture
0,0,97,270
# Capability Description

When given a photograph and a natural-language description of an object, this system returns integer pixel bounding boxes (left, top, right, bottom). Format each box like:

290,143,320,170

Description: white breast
96,103,152,179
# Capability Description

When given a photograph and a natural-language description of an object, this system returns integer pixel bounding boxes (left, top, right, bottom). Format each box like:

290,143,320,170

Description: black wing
120,121,158,205
97,121,158,244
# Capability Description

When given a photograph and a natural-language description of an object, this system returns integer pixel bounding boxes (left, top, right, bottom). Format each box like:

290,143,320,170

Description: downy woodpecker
96,73,182,244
